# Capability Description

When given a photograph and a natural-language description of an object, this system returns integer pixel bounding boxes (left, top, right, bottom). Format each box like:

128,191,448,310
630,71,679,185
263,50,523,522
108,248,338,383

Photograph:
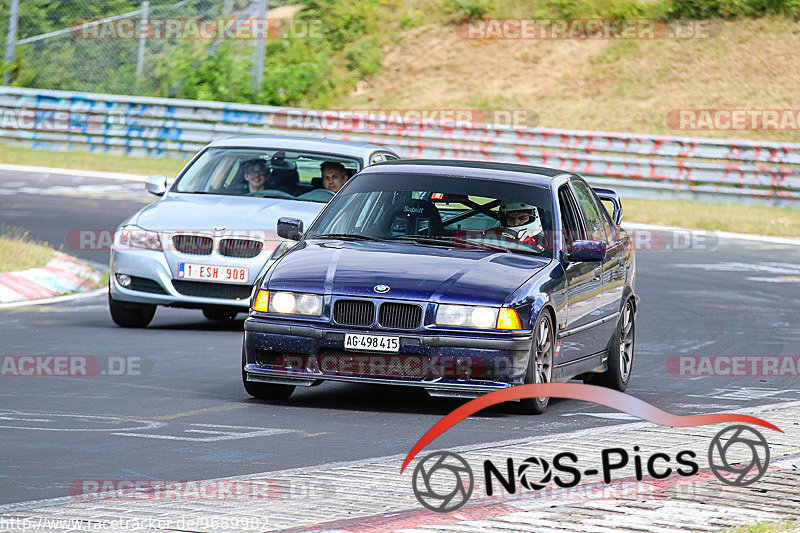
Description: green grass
622,197,800,236
724,519,799,533
0,227,57,272
0,143,188,177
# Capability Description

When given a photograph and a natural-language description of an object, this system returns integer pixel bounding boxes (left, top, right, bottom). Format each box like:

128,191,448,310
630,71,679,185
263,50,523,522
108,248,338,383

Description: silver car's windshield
173,147,360,203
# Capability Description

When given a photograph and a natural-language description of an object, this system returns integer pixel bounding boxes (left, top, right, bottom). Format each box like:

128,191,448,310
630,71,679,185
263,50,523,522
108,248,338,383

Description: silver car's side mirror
145,175,167,196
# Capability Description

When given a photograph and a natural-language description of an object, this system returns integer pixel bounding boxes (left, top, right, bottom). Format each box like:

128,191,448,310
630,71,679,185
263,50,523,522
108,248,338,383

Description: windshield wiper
394,235,508,253
313,233,385,242
450,237,509,253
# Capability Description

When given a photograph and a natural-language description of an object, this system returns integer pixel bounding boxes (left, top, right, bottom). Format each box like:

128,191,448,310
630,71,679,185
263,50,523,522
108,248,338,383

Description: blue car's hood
132,193,324,232
268,241,550,305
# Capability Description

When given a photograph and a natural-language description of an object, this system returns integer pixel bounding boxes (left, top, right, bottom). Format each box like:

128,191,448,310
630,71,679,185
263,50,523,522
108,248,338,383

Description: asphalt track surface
1,169,799,506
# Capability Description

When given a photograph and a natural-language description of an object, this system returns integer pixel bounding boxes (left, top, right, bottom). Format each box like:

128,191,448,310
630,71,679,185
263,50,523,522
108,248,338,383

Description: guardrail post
136,0,150,81
3,0,20,86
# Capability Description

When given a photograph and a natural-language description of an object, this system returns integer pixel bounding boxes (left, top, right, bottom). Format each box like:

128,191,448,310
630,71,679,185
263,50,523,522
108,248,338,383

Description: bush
443,0,493,19
666,0,800,18
259,39,335,107
344,36,383,76
160,41,255,103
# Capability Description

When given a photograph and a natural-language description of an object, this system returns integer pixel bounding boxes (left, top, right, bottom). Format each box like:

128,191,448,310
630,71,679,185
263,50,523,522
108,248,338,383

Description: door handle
593,268,602,281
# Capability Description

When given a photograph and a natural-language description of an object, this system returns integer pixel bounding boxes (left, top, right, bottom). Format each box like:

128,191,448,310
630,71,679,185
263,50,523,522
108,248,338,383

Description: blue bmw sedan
242,160,637,413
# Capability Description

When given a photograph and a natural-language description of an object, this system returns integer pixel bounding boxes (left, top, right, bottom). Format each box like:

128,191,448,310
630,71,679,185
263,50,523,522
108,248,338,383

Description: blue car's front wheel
517,311,554,415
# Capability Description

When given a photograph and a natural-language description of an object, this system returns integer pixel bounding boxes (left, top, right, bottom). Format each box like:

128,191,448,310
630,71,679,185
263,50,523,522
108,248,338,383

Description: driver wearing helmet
499,202,541,243
478,201,546,252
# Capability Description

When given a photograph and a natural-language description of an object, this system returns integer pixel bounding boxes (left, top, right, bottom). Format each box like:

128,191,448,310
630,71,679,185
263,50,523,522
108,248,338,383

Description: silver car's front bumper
109,247,273,309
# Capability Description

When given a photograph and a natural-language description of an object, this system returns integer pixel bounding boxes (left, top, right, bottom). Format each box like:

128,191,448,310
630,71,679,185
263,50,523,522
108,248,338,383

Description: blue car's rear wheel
517,311,554,415
587,298,635,391
241,344,295,400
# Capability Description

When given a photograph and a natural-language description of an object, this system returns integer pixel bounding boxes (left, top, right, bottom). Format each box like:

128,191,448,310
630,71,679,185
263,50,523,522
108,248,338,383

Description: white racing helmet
498,201,541,242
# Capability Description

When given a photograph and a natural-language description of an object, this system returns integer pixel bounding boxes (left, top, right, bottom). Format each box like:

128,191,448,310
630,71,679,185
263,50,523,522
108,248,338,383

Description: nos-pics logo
412,425,769,512
403,384,779,513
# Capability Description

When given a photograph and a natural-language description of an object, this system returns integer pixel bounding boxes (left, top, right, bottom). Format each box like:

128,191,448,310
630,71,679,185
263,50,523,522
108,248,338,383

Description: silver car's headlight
116,226,162,251
435,304,499,329
268,291,323,316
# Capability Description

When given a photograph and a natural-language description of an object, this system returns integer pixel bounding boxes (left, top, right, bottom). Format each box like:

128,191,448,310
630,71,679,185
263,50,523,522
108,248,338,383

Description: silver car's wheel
108,293,155,328
241,344,295,400
203,307,240,321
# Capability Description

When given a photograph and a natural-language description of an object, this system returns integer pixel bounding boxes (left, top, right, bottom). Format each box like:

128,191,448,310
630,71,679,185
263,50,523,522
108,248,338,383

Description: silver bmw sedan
108,135,400,327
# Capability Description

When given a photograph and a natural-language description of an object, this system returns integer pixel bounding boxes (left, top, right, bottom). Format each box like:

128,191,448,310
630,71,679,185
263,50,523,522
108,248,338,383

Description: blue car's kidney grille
333,299,375,327
173,234,213,255
378,302,423,330
219,238,263,258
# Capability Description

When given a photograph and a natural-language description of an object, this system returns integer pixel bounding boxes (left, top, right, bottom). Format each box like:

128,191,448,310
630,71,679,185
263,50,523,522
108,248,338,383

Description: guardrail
1,86,798,206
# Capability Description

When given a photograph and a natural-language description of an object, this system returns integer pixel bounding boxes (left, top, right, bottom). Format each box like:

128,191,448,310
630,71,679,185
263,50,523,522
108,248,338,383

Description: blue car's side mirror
277,217,303,241
570,240,606,262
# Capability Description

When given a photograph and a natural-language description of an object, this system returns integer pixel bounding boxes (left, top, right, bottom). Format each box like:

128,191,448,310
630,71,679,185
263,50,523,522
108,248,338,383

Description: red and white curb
0,252,101,304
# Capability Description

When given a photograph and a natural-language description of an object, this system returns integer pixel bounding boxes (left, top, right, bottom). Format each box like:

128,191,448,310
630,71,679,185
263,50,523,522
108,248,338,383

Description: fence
0,85,799,206
1,0,257,96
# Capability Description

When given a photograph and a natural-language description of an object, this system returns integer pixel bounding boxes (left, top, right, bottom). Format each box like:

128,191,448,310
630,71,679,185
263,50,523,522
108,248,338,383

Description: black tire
589,298,635,391
203,307,240,321
108,293,156,328
517,311,555,415
241,345,295,400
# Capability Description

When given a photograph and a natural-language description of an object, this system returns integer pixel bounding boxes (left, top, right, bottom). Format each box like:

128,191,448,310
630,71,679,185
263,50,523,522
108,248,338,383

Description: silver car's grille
172,280,252,300
219,238,263,258
378,302,423,330
173,234,213,255
333,299,375,327
127,276,168,295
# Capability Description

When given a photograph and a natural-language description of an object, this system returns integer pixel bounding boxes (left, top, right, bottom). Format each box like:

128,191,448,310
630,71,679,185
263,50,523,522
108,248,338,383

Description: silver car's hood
133,193,325,232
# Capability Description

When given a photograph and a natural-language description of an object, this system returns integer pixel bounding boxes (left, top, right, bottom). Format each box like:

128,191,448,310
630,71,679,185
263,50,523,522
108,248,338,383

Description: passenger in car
242,158,268,193
320,161,347,193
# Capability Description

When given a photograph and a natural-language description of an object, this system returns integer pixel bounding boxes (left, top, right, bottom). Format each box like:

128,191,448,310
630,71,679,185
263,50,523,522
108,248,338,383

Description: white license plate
344,333,400,353
176,262,249,284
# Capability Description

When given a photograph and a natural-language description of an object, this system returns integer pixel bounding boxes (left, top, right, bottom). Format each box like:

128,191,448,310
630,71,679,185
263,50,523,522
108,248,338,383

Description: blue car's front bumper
243,317,533,397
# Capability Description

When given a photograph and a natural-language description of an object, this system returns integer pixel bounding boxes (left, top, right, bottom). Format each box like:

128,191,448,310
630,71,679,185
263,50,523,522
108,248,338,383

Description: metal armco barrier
1,86,798,206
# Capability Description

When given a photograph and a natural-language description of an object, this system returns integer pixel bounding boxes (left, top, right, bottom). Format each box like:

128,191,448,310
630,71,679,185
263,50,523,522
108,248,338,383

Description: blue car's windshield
305,173,556,258
172,147,360,203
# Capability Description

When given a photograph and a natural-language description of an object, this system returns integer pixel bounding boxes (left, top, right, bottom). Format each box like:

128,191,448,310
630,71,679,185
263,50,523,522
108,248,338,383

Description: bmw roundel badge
374,284,390,293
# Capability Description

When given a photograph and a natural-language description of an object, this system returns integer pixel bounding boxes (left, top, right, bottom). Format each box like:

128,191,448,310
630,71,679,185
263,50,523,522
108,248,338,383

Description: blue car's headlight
116,225,162,251
254,290,323,316
436,304,499,329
